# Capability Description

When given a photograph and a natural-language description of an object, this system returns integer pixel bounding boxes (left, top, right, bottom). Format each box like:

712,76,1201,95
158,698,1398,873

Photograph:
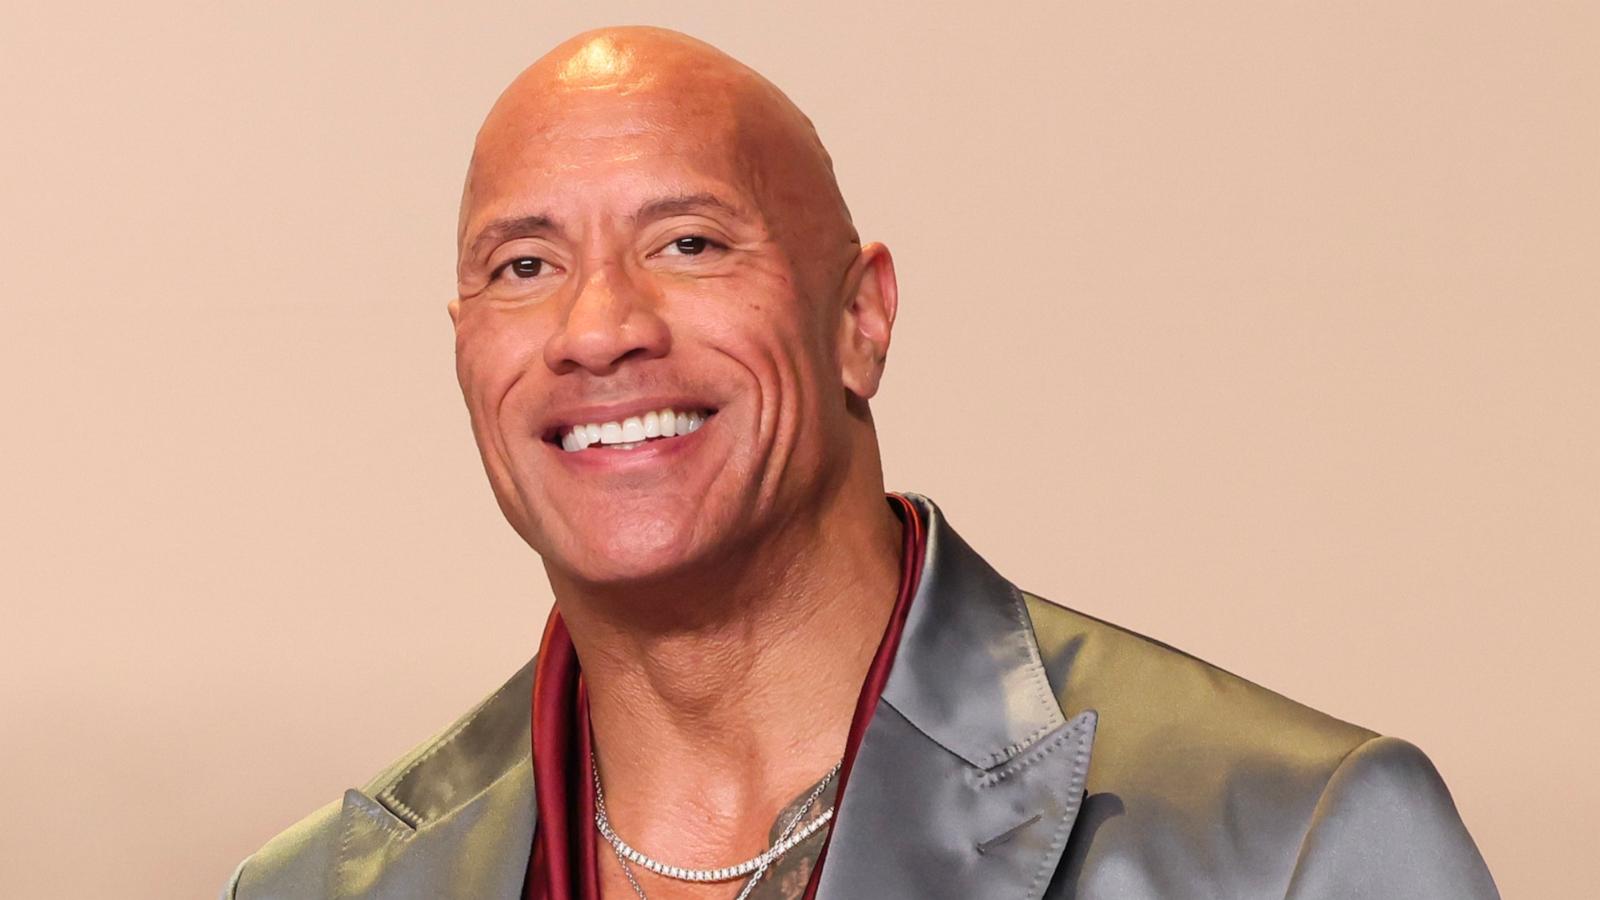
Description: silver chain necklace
591,752,840,900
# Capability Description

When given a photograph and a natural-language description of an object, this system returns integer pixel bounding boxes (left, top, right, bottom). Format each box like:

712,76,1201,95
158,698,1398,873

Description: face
451,54,879,588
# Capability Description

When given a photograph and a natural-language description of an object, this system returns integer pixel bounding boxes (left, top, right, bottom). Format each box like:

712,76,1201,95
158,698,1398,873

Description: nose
543,262,670,375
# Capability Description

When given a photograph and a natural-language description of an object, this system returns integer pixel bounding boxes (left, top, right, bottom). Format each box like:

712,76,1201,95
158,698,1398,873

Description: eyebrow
464,193,747,262
632,192,745,223
465,213,560,262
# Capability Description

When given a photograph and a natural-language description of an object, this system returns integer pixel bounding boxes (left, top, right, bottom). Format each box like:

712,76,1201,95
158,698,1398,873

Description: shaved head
461,27,858,291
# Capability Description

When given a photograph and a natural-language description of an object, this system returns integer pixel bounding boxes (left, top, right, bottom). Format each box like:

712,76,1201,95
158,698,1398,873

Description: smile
554,407,714,453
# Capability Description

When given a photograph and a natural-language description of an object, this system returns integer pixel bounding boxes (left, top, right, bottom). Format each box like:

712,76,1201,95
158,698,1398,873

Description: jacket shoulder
1283,735,1499,898
1020,590,1376,762
1019,589,1380,848
1018,592,1499,896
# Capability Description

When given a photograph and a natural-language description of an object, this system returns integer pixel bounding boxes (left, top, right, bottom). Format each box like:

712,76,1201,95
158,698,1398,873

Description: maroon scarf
524,493,927,899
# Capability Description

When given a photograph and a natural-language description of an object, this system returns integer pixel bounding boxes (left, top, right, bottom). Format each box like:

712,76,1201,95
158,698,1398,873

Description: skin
451,27,902,898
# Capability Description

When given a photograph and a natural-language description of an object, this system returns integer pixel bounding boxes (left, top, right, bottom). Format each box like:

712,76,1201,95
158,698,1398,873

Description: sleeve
1282,736,1499,900
225,797,344,899
220,857,247,900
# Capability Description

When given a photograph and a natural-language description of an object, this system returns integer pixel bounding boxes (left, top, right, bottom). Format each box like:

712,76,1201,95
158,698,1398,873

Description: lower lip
546,417,713,472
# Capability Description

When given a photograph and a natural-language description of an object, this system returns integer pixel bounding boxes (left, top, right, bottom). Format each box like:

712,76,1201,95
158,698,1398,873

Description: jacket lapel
331,660,538,898
816,494,1098,900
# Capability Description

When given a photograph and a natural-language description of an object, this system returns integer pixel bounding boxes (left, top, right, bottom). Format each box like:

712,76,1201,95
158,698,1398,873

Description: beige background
2,2,1594,897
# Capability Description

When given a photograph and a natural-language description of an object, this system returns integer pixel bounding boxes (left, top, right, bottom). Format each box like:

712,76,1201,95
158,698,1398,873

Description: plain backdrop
3,2,1595,897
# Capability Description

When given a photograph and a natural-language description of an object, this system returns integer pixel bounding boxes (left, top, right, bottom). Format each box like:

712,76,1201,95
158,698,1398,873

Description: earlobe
447,297,461,325
839,243,899,400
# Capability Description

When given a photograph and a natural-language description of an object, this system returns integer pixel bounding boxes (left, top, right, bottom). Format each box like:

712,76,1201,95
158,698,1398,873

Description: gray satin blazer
227,493,1498,899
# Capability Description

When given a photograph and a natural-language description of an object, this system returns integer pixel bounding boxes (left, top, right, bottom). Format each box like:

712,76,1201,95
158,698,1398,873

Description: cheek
452,305,555,537
738,296,836,404
687,267,819,367
454,305,549,423
699,287,837,454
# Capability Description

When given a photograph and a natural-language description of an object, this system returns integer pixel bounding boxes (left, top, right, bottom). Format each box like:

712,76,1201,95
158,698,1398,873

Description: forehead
461,76,757,240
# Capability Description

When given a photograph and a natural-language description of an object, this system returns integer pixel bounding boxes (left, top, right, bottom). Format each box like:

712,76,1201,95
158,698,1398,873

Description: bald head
460,27,857,276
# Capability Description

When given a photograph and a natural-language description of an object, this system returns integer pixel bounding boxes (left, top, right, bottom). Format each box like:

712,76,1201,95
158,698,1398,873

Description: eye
662,235,717,256
495,256,547,280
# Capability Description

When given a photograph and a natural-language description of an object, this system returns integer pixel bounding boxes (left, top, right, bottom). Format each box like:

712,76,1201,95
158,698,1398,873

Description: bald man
225,27,1498,900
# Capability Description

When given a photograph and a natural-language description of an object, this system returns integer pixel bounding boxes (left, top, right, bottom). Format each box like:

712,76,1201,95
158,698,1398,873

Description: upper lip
537,398,720,441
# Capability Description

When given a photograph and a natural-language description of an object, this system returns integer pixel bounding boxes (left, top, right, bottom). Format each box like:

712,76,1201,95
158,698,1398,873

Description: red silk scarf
523,493,927,899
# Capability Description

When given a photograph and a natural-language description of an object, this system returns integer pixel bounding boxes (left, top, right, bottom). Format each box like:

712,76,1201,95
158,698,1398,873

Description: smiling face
451,30,895,588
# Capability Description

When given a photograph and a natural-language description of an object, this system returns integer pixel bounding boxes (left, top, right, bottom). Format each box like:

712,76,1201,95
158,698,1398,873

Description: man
226,26,1498,900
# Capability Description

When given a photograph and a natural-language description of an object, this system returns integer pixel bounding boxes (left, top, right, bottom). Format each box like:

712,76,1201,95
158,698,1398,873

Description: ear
447,297,462,325
838,242,899,400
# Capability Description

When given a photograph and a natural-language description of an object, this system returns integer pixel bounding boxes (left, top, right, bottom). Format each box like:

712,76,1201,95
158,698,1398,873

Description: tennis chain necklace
592,752,841,900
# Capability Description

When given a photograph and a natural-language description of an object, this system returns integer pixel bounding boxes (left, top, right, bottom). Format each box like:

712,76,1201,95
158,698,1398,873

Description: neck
549,482,905,865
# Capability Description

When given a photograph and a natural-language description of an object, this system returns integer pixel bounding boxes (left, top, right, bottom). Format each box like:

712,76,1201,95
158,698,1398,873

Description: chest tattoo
745,771,840,900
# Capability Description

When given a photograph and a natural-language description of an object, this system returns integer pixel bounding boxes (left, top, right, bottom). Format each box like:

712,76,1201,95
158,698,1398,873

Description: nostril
614,346,655,367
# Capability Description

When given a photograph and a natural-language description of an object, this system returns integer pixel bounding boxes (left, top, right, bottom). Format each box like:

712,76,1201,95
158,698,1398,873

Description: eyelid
486,236,562,272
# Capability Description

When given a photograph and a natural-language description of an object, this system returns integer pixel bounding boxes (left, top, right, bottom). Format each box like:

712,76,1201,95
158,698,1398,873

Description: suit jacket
226,493,1498,899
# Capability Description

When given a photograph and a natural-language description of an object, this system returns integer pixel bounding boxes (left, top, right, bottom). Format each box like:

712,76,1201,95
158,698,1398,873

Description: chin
551,514,710,586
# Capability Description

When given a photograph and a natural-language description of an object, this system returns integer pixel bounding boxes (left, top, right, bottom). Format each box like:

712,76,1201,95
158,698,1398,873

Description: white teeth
558,407,710,452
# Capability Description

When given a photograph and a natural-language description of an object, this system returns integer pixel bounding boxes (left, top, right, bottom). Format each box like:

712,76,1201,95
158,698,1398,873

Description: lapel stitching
1010,711,1096,897
971,582,1073,770
334,790,415,899
974,709,1096,789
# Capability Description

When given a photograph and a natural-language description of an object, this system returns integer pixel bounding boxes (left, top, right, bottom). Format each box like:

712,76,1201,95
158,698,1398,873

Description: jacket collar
884,493,1086,767
814,493,1097,900
331,660,537,898
330,492,1095,898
